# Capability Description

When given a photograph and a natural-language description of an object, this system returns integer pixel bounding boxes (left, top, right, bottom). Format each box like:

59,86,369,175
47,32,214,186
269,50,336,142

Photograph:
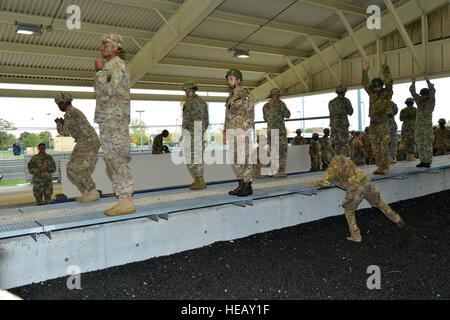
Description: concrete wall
61,145,312,197
1,166,449,289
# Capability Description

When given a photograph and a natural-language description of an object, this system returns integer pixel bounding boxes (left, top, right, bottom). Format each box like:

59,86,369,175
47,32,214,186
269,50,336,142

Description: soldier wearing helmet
328,85,353,157
362,58,393,175
293,129,305,145
263,88,291,178
54,92,101,203
309,133,321,172
410,76,436,167
94,33,135,216
388,101,399,164
224,69,255,197
305,154,405,243
180,82,209,190
433,118,450,156
319,128,333,170
399,97,417,161
362,127,374,165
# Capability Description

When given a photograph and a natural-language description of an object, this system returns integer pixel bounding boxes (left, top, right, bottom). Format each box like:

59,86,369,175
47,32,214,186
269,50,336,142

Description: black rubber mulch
10,190,450,300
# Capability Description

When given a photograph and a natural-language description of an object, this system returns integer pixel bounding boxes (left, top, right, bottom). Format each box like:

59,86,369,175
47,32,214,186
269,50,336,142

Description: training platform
1,155,450,289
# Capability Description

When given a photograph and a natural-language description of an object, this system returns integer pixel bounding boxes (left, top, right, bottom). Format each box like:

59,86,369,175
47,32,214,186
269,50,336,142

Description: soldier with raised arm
410,76,436,167
94,33,134,216
54,92,101,203
362,58,393,175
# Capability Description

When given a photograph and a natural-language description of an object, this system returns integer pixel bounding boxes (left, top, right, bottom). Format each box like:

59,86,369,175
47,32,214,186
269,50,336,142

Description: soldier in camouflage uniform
263,88,291,178
396,136,406,161
223,69,255,197
362,127,374,165
252,134,270,179
152,130,169,154
433,119,450,156
54,92,101,203
410,76,435,167
180,82,209,190
319,128,333,170
309,133,321,172
363,59,393,175
350,131,365,166
293,129,306,145
399,98,417,161
28,143,56,205
388,101,398,164
94,33,135,216
328,86,354,157
306,153,405,243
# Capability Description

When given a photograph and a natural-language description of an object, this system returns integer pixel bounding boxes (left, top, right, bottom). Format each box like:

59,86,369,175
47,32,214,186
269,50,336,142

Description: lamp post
46,113,51,151
136,110,145,150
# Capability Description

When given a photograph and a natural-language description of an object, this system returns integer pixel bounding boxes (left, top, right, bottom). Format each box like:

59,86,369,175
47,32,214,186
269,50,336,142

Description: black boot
416,162,426,167
424,163,431,168
237,182,253,197
229,180,243,196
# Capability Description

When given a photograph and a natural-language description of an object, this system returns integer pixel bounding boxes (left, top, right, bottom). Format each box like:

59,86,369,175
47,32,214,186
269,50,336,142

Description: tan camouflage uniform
94,53,133,199
314,155,403,242
328,93,354,157
362,128,375,165
410,79,435,164
363,64,393,174
57,105,100,193
263,97,291,174
350,135,365,166
224,87,255,183
28,152,56,205
182,94,209,179
388,101,398,161
433,120,450,156
399,102,417,161
319,128,333,171
309,133,321,172
293,130,306,146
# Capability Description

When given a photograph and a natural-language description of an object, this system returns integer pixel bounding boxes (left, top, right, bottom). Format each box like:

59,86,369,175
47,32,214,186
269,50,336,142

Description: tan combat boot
77,189,100,203
406,154,415,161
345,211,362,243
273,172,287,178
373,168,388,175
395,217,405,229
104,198,136,216
190,177,206,190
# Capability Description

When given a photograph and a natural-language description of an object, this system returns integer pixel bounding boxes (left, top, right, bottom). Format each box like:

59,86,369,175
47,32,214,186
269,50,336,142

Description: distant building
53,137,76,152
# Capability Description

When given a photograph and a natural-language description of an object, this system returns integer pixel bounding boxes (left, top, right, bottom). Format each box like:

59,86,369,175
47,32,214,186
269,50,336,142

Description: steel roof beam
296,0,367,17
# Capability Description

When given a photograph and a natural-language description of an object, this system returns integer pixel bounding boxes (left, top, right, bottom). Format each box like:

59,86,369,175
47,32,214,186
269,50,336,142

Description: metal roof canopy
0,0,448,102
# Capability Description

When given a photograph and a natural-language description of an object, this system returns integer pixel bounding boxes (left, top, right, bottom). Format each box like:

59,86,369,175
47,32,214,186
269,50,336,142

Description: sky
0,76,449,139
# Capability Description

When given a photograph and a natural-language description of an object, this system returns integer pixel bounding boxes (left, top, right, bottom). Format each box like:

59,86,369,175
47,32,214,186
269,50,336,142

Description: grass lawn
0,180,27,186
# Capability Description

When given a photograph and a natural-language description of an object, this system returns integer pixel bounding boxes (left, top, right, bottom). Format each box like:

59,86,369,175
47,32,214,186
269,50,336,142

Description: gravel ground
10,190,450,300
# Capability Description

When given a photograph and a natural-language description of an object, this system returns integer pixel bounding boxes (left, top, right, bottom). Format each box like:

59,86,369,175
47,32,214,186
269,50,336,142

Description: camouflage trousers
351,154,366,167
184,132,205,179
33,175,53,205
231,136,252,183
310,154,321,172
330,126,350,157
342,177,400,235
268,129,288,173
435,146,449,156
99,123,133,199
389,127,398,160
415,124,434,164
67,140,101,193
370,123,390,171
402,129,416,158
364,147,375,165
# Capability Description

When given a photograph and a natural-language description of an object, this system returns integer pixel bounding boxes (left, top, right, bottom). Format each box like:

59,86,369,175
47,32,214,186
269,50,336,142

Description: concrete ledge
0,163,449,289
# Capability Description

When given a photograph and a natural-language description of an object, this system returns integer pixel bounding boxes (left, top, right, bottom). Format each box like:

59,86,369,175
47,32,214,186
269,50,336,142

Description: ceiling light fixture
233,49,250,59
15,22,43,35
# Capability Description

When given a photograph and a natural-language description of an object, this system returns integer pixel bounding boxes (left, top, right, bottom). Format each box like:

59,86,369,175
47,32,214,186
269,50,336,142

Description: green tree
19,131,31,142
0,119,17,150
39,131,52,148
24,133,43,148
130,118,149,146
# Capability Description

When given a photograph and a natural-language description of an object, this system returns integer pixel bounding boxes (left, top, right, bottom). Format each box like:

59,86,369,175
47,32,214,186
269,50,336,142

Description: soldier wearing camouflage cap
328,85,353,157
224,69,255,197
363,58,393,175
263,88,291,178
54,92,101,203
309,133,321,172
410,76,436,167
293,129,305,146
433,118,450,156
180,82,209,190
400,97,417,161
319,128,334,170
94,33,135,216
